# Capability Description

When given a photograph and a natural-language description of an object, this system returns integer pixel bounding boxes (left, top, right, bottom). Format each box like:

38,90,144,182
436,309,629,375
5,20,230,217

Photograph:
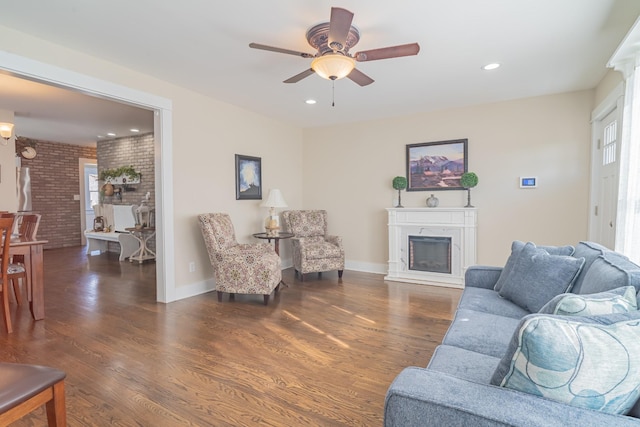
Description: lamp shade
311,54,355,80
0,123,14,140
261,189,288,208
0,110,15,141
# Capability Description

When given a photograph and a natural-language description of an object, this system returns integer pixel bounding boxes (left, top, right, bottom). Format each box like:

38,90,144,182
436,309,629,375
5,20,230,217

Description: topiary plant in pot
392,176,408,208
460,172,479,208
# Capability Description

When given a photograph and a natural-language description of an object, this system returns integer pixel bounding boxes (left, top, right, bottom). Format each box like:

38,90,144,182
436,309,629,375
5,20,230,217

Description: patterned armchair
198,213,281,305
281,210,344,281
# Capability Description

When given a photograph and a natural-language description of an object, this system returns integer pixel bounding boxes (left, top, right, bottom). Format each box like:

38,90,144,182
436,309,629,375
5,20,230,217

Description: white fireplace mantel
385,207,477,288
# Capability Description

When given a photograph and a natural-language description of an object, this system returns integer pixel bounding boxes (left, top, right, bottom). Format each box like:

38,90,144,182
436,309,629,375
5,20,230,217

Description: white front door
590,104,621,248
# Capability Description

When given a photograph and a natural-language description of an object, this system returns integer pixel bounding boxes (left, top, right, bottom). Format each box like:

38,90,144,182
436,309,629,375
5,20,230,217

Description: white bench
85,231,140,261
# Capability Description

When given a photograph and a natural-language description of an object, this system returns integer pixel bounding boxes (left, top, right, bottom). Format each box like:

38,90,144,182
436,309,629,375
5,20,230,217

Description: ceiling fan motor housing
306,22,360,55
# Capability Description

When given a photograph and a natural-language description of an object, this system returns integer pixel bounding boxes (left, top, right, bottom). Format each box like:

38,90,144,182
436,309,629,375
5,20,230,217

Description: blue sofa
384,241,640,426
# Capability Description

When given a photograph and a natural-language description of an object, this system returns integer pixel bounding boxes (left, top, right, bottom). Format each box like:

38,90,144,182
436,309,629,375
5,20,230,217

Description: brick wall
97,133,155,253
96,133,155,210
16,138,97,249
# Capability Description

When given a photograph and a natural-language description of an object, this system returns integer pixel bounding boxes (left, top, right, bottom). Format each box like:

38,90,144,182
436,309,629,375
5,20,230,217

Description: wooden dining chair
0,217,15,333
17,214,41,240
8,214,41,305
0,362,67,426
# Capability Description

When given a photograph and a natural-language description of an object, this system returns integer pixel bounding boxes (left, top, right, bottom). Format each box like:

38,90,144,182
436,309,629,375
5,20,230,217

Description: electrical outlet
189,262,196,273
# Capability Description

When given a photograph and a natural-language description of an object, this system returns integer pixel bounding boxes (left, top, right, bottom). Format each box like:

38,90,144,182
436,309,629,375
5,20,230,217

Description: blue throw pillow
571,241,610,293
497,242,585,312
491,311,640,414
577,253,640,295
538,286,638,316
494,241,575,292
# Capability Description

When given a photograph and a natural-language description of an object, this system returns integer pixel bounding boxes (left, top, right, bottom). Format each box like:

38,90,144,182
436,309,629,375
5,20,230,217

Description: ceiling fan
249,7,420,86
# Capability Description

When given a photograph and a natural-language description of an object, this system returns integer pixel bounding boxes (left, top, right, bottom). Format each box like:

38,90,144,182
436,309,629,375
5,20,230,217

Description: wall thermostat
520,177,538,188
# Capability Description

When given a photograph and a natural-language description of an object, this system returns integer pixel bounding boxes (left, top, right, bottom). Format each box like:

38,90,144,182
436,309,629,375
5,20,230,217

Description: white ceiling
0,74,154,145
0,0,638,145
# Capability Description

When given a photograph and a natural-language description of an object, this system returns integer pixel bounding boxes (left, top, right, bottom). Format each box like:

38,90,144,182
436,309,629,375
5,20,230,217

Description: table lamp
260,189,287,237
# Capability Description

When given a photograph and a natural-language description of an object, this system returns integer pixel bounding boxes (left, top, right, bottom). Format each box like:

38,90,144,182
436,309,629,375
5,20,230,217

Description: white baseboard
345,260,387,275
173,278,215,301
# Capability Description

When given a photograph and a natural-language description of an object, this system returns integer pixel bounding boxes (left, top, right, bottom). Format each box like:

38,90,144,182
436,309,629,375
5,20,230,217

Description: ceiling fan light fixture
311,54,355,80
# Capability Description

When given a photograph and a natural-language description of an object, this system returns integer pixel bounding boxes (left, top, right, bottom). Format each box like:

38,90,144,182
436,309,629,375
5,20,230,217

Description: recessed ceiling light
482,63,500,71
130,128,140,133
305,99,317,105
97,135,104,138
107,132,116,137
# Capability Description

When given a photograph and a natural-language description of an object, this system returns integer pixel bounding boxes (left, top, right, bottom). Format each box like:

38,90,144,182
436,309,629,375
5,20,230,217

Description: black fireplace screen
409,236,452,274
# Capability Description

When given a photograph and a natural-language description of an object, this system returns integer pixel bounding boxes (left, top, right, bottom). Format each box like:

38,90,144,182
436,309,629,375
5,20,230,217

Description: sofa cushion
441,309,521,358
490,311,640,415
578,253,640,295
457,287,529,319
539,286,637,316
494,241,575,292
571,241,610,293
427,345,501,384
497,242,585,312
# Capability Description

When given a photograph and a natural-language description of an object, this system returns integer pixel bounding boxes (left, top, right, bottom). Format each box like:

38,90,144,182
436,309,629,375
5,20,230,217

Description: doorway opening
0,51,175,302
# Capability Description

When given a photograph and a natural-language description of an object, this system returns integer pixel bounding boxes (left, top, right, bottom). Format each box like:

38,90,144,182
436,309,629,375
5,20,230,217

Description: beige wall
594,69,623,106
0,130,16,211
302,90,595,268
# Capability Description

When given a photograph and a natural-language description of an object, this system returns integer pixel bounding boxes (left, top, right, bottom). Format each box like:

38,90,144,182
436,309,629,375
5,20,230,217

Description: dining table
4,236,48,320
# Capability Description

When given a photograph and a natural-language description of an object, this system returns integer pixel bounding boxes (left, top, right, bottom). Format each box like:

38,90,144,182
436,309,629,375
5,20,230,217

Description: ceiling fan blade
328,7,354,51
347,68,374,86
283,68,315,84
354,43,420,62
249,43,315,58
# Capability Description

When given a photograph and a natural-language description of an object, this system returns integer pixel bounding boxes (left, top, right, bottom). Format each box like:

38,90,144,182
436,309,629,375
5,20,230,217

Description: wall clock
21,146,37,159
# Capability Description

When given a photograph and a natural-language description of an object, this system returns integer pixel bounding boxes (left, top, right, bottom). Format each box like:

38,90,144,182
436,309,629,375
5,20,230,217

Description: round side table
251,232,294,256
252,232,294,286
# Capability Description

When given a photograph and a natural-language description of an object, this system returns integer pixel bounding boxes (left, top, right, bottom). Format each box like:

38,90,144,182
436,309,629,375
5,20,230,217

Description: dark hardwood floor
1,246,461,426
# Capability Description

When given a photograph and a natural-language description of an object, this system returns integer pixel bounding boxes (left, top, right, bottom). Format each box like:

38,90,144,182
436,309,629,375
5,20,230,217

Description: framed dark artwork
406,139,468,191
235,154,262,200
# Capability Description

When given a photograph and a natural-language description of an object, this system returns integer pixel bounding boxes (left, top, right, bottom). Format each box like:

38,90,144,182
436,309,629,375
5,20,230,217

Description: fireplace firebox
409,236,452,274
